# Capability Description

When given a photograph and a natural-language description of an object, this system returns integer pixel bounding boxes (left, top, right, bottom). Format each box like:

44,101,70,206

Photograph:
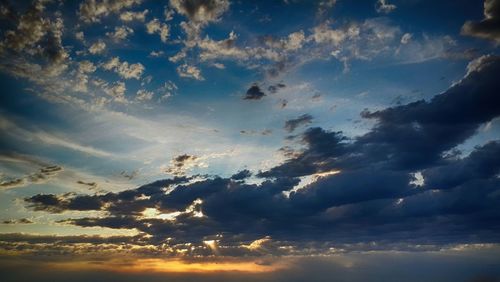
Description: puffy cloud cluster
146,18,170,43
79,0,143,23
106,26,134,41
0,1,69,80
176,64,203,80
88,40,106,54
104,81,127,103
102,57,145,80
120,9,148,22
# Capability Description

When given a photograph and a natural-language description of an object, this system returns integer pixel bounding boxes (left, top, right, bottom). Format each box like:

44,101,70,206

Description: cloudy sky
1,0,500,281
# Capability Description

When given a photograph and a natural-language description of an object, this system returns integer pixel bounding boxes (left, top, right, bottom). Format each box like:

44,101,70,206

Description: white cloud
401,33,412,44
376,0,397,14
78,60,97,73
104,81,127,103
102,57,145,80
149,50,164,57
146,18,169,43
75,31,85,42
88,40,106,54
176,64,204,80
106,26,134,41
119,9,148,22
79,0,143,23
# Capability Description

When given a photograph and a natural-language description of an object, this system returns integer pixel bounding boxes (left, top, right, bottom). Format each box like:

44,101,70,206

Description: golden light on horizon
46,257,286,274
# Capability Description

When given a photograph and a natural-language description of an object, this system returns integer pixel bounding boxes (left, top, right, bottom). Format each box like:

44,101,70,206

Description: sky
0,0,500,281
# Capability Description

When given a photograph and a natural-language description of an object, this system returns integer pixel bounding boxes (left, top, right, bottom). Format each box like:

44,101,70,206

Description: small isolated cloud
462,0,500,43
376,0,397,14
176,64,203,80
135,89,154,101
146,18,170,43
401,33,412,44
317,0,337,17
244,84,266,100
284,114,314,132
120,9,148,22
88,40,106,54
75,31,85,42
106,26,134,41
102,57,144,80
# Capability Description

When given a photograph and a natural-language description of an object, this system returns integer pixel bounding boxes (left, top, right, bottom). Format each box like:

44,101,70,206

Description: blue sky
1,0,500,281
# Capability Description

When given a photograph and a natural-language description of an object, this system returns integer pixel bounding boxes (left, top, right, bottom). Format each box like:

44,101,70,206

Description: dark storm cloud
25,193,102,213
259,127,347,178
243,84,266,100
284,114,314,132
22,56,500,252
263,55,500,178
462,0,500,43
231,169,252,180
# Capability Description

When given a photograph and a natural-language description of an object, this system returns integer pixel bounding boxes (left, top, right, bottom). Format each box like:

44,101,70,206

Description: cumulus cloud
120,9,148,22
146,18,170,42
106,26,134,41
78,60,97,73
0,1,69,81
88,40,106,54
102,57,145,79
176,64,203,80
462,0,500,43
104,81,127,103
79,0,143,23
135,89,154,101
